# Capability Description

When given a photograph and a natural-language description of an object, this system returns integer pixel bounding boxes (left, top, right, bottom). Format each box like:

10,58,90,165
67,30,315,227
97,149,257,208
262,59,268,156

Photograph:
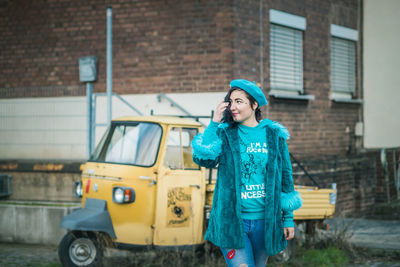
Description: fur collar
217,119,290,140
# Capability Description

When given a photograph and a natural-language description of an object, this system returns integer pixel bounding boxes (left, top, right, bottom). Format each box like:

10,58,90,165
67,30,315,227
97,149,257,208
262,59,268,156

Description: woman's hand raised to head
213,100,229,123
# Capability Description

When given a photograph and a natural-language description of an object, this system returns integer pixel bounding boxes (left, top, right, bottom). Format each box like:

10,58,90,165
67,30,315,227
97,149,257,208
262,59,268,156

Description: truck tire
271,238,295,264
58,231,104,267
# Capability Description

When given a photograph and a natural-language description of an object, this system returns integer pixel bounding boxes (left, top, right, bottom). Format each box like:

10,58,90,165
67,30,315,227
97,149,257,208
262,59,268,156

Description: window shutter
270,24,303,93
331,37,356,94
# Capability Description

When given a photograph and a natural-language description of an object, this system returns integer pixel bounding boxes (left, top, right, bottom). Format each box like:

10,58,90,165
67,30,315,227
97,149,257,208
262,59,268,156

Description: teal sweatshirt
238,123,268,219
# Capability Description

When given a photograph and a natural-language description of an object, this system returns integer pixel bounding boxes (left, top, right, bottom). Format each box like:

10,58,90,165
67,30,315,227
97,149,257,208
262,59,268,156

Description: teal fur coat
192,119,301,255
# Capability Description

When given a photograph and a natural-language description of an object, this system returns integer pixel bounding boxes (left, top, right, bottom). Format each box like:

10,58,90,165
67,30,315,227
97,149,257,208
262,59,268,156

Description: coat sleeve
191,120,222,169
280,138,294,193
280,137,296,228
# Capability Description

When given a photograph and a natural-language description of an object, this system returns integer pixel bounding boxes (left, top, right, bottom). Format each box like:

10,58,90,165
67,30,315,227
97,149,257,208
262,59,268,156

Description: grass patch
294,246,347,267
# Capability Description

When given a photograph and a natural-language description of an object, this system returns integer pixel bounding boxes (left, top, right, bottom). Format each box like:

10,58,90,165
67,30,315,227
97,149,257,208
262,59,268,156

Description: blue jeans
220,219,269,267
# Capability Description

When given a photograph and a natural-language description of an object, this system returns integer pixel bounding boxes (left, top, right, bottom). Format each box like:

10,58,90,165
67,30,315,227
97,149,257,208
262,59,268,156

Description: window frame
330,24,361,103
89,121,163,168
269,9,308,98
164,127,200,171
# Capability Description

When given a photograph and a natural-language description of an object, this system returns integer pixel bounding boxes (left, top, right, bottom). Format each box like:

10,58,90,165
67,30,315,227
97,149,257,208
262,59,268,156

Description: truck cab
59,116,205,266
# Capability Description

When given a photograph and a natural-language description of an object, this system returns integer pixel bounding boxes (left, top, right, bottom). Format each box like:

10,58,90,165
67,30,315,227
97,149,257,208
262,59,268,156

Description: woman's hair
222,87,262,123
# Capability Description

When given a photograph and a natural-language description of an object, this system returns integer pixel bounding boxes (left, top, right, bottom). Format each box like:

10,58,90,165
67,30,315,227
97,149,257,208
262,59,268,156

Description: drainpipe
107,6,112,125
381,148,391,203
356,0,364,152
86,82,93,158
393,150,399,200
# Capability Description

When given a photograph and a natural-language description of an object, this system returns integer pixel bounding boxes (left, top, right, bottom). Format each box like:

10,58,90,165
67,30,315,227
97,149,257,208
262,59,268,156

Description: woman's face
229,90,258,124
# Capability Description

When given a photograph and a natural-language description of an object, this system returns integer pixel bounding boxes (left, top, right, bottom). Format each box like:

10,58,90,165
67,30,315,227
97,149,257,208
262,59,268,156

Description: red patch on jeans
227,249,235,259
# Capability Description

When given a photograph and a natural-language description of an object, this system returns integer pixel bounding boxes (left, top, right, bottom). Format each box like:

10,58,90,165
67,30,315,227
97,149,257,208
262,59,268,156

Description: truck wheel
58,232,104,267
271,238,295,264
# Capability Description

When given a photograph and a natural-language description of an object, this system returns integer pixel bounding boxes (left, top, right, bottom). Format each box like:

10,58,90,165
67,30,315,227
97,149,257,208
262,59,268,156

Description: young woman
192,79,302,267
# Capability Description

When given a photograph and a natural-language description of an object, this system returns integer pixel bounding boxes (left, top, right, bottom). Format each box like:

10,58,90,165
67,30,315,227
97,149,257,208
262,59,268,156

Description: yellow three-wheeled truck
58,116,336,266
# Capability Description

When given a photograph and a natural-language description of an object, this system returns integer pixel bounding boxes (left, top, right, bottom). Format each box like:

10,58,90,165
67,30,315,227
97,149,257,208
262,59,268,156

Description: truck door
153,126,205,246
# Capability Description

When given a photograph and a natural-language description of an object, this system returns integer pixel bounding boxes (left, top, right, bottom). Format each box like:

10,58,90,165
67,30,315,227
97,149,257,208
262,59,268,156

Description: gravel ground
1,242,400,267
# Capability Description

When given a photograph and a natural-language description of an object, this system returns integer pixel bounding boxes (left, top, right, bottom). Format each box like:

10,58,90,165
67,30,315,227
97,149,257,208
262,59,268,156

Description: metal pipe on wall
381,148,391,203
106,6,113,125
356,0,364,152
393,150,398,200
86,83,93,158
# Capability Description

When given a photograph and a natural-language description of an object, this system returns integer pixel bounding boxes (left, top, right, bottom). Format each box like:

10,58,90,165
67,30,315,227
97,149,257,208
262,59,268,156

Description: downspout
106,6,113,125
260,0,269,119
357,0,363,151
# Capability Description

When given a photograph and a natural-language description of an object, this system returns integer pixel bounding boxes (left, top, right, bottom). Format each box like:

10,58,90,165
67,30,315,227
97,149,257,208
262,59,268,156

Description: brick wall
231,0,361,156
0,0,233,97
0,0,362,156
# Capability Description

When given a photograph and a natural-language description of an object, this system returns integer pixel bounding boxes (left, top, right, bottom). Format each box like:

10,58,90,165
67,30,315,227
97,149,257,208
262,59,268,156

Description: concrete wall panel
0,206,16,242
0,205,77,245
14,206,44,244
363,0,400,148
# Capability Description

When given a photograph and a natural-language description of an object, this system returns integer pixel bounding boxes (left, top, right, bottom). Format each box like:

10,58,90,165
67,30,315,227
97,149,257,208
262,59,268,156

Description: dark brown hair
222,87,262,123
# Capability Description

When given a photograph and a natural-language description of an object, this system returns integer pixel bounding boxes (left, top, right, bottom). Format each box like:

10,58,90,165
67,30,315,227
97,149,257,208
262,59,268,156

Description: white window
269,9,307,98
164,127,199,170
330,24,358,100
91,123,162,166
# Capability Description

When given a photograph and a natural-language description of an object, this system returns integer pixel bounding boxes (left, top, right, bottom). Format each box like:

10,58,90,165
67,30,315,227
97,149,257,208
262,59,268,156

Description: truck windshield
90,122,162,167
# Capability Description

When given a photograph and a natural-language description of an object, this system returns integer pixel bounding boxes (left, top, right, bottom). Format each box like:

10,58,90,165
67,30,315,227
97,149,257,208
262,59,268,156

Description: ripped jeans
220,219,269,267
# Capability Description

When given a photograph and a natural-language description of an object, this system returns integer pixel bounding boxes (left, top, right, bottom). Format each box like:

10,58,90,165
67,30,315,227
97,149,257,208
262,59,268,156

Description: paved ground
0,242,60,267
0,218,399,266
325,218,400,252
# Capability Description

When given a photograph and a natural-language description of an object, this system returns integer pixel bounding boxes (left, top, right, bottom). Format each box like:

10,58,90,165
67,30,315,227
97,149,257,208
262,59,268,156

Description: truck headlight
74,181,83,198
113,187,135,204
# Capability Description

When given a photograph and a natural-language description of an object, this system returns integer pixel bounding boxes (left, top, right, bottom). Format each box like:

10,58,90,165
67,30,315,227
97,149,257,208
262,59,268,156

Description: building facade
1,0,398,215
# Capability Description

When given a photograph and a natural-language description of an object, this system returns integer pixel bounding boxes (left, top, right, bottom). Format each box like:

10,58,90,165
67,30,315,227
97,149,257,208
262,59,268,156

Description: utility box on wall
79,56,98,82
